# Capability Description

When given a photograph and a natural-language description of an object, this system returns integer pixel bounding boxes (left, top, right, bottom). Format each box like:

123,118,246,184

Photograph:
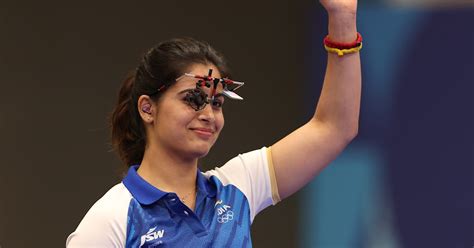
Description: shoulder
66,183,132,247
203,147,280,222
203,147,269,181
94,183,132,209
203,147,274,191
88,183,132,219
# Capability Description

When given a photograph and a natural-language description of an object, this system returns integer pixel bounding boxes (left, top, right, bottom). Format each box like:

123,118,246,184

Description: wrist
327,12,357,42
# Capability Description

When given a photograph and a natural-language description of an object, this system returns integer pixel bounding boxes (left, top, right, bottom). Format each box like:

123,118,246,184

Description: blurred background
0,0,472,247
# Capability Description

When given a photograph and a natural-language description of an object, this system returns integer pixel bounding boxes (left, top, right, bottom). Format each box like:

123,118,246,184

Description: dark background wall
0,0,316,247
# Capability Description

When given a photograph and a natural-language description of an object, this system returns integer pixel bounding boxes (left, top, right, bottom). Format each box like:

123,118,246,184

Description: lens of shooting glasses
185,89,209,111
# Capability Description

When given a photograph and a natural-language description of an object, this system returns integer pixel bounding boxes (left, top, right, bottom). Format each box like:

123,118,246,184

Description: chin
184,143,212,159
186,149,209,160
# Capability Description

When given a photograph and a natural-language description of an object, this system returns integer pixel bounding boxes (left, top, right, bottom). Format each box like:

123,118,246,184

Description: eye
211,98,224,109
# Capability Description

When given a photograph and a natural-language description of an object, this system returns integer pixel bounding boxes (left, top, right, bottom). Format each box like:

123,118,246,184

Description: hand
319,0,357,15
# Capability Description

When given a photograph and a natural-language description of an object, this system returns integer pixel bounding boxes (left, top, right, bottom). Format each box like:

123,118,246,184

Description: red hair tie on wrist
324,32,362,49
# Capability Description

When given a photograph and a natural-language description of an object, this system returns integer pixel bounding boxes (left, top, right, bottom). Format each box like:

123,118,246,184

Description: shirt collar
123,165,216,205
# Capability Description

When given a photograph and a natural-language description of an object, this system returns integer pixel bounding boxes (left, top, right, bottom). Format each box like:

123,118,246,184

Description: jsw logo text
140,227,165,247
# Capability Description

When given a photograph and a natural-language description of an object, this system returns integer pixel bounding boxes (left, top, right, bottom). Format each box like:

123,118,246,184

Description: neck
137,142,198,195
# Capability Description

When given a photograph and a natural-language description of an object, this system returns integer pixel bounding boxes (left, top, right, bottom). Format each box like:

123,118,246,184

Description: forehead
188,63,222,78
172,63,223,92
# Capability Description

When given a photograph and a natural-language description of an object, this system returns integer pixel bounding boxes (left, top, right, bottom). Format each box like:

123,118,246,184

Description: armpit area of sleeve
266,146,281,204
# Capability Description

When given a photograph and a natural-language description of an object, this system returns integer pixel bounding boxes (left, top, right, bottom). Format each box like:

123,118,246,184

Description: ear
138,95,155,124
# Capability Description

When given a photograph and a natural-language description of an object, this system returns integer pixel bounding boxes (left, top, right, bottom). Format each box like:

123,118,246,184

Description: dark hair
110,37,230,167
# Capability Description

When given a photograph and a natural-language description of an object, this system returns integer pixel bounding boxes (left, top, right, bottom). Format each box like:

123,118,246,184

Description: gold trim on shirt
266,146,281,204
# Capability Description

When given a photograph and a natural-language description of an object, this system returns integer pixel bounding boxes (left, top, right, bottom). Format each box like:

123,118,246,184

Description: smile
190,128,214,138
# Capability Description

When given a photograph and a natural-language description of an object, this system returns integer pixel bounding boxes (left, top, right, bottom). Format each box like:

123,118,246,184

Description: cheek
155,109,186,134
216,112,225,131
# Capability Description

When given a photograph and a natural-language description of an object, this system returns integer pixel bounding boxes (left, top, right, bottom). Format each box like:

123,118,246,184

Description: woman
67,0,361,246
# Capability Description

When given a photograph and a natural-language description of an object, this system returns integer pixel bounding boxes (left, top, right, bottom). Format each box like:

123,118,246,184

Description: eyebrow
178,89,225,98
178,89,193,95
214,93,225,99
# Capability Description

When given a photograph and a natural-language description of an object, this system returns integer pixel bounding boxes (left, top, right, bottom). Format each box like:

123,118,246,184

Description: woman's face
150,63,225,160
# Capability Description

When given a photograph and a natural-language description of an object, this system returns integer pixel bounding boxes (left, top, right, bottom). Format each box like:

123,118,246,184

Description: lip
190,128,215,138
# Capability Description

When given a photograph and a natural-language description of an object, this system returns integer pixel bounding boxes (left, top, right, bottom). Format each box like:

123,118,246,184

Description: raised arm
271,0,361,200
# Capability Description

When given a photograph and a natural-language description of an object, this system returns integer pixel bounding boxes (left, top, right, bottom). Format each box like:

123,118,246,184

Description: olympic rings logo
217,210,234,223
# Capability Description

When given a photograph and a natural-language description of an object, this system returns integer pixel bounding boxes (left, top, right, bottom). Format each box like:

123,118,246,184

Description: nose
197,103,215,123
